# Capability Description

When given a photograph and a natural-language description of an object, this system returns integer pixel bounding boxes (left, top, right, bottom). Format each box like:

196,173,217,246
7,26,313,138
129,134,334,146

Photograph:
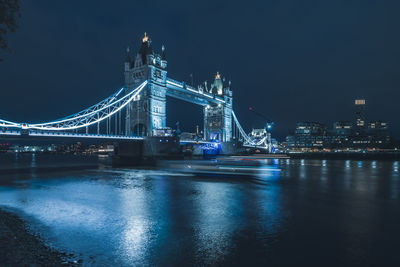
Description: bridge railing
0,81,147,132
166,78,225,104
1,77,270,148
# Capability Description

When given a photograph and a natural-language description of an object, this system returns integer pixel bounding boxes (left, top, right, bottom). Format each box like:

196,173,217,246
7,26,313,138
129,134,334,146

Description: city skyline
1,2,400,267
0,1,399,140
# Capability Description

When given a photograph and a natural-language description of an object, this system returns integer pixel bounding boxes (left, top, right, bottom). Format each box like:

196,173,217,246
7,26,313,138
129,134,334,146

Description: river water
0,153,399,266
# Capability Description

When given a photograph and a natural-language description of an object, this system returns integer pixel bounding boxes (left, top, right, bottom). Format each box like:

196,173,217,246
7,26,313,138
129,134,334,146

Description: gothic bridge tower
124,33,167,136
204,72,233,142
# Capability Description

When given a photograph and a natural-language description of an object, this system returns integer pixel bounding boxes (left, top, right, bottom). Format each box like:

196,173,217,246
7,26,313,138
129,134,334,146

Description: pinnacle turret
125,46,131,63
161,45,166,60
139,32,153,64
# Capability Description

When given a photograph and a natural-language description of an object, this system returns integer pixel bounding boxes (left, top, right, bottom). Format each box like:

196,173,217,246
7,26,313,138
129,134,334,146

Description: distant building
333,121,353,135
283,99,396,151
286,122,327,149
368,120,388,132
327,121,353,148
295,122,326,135
355,99,366,135
367,120,391,147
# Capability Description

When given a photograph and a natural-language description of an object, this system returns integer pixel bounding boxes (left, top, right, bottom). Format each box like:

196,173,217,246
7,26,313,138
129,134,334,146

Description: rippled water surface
0,154,399,266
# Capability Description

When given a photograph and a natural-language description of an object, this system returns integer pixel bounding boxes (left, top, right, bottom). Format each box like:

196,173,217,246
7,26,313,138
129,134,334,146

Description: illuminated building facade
366,120,391,146
355,99,366,135
203,72,233,142
124,33,167,136
124,34,233,142
325,121,353,148
333,121,353,135
286,122,327,148
285,116,393,150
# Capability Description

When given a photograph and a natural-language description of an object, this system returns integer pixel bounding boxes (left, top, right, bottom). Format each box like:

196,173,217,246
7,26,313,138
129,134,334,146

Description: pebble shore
0,208,81,266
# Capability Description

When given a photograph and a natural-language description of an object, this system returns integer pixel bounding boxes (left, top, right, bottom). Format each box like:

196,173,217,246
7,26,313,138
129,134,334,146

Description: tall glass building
355,99,366,135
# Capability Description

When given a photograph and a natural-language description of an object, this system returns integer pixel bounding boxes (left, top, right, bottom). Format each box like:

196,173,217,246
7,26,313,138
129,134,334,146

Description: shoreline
286,151,400,160
0,208,80,266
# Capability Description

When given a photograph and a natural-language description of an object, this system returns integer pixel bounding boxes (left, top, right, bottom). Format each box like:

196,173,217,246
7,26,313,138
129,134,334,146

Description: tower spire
139,32,153,64
142,32,149,43
161,45,166,60
125,46,131,62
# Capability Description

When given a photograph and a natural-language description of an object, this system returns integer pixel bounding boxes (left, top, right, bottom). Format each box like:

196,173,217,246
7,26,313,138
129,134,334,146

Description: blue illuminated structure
0,33,271,151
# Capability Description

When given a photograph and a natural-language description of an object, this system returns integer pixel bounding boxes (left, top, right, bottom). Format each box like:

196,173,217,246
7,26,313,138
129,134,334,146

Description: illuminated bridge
0,33,270,151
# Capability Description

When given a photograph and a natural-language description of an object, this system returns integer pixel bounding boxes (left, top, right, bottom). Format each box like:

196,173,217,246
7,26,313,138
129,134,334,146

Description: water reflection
193,182,238,265
343,160,352,190
320,160,328,182
371,161,377,169
31,153,36,168
255,169,283,236
300,159,306,179
119,182,151,265
345,160,351,169
0,155,399,266
391,162,399,199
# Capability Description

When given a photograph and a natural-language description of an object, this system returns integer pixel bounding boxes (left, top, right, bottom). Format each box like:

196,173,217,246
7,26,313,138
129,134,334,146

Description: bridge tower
124,33,167,136
204,73,233,142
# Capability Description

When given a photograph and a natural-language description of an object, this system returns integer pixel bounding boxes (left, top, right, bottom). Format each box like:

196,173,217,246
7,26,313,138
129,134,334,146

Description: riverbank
287,151,400,160
0,208,80,266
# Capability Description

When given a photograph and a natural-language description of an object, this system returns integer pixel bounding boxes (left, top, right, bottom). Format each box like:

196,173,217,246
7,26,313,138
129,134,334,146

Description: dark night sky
1,0,400,140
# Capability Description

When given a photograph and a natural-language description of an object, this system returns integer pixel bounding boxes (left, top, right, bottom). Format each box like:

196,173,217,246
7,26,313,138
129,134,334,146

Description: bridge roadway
166,78,225,106
0,129,143,141
0,129,217,145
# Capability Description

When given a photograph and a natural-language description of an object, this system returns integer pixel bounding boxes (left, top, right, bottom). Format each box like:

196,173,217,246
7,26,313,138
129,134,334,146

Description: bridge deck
0,130,219,146
166,78,225,106
0,130,143,141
